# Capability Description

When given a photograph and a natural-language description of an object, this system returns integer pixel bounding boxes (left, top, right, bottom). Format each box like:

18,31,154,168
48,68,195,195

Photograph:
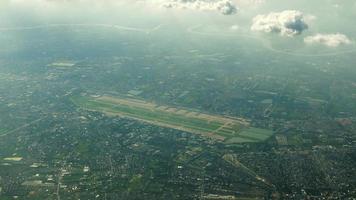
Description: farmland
71,95,273,143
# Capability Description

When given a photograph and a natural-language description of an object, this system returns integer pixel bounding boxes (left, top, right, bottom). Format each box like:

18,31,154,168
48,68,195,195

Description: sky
0,0,355,50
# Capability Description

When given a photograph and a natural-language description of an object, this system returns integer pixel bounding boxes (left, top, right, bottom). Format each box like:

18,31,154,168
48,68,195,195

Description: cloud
236,0,265,7
304,33,352,47
160,0,238,15
230,25,239,30
251,10,308,37
5,0,239,16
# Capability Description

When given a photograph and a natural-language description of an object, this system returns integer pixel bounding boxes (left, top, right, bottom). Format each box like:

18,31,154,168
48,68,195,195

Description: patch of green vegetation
0,128,9,135
145,182,163,193
238,128,274,141
288,134,304,146
225,137,257,144
128,174,143,192
76,142,89,154
63,172,85,184
49,62,75,68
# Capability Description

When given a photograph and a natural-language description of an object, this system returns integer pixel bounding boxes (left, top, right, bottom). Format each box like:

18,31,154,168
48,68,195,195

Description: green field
71,95,273,143
225,128,274,143
0,128,9,135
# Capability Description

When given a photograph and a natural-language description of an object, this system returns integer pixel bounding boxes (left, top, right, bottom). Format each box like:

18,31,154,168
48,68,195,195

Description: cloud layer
304,33,352,47
160,0,238,15
251,10,308,37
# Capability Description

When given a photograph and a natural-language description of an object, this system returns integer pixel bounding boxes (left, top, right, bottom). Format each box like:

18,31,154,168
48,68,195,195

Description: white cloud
304,33,352,47
230,25,239,30
6,0,239,15
160,0,238,15
236,0,265,7
251,10,308,37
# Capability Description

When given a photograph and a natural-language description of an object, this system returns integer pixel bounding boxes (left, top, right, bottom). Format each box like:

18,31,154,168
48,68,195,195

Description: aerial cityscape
0,0,355,199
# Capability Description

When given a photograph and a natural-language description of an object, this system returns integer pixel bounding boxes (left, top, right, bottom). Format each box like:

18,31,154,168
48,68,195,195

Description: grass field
0,128,9,135
49,61,75,67
71,95,273,143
